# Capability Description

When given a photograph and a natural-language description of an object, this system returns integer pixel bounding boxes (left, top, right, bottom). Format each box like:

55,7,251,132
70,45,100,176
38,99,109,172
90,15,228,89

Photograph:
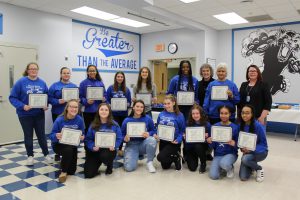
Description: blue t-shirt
106,85,131,117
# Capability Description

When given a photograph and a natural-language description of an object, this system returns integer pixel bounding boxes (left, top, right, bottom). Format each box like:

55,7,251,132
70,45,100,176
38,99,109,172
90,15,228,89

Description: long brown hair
187,104,208,126
60,67,70,81
129,100,146,117
61,99,80,121
136,67,152,93
164,94,180,115
246,64,263,81
113,71,126,93
91,103,114,130
23,62,39,76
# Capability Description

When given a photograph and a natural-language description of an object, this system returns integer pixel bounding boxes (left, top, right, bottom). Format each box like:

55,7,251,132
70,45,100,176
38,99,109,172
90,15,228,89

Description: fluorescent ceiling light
71,6,119,20
213,12,248,25
110,18,149,27
180,0,201,3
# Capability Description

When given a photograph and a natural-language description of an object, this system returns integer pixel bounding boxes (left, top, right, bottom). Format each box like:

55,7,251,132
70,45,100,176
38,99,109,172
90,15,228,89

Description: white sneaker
26,156,34,166
226,167,234,178
45,155,53,164
147,161,156,173
256,169,264,182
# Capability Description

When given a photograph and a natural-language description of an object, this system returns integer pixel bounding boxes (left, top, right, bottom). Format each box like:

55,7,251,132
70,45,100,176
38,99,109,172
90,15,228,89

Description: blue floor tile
35,180,64,192
0,163,21,170
0,151,14,156
0,156,5,160
3,145,23,150
0,170,10,177
14,170,40,179
0,193,21,200
74,171,85,179
26,162,47,169
44,170,60,179
10,156,28,162
2,180,32,192
113,161,123,168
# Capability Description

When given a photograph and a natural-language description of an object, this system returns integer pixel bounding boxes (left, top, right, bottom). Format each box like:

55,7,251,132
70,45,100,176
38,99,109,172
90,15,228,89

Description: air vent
245,15,273,22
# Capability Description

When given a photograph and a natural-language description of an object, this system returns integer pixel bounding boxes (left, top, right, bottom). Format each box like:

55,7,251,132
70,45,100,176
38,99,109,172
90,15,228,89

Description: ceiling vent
245,15,273,22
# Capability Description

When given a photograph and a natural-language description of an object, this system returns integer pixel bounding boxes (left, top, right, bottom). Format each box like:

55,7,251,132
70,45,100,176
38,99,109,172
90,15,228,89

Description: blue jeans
209,154,237,180
239,152,268,181
124,137,157,172
18,113,49,157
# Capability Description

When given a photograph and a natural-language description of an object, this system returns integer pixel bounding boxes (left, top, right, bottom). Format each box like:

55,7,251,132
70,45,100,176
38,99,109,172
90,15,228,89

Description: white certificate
59,128,82,146
238,131,257,151
211,86,228,100
211,126,232,142
29,93,48,108
86,87,104,100
136,93,152,106
111,98,127,111
62,88,79,101
95,132,116,148
127,122,146,137
185,127,205,143
177,91,195,105
158,125,175,141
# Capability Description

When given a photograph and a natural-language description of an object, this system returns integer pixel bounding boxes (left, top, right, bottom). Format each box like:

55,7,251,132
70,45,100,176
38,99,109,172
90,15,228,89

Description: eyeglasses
88,70,96,73
248,70,257,73
28,68,38,71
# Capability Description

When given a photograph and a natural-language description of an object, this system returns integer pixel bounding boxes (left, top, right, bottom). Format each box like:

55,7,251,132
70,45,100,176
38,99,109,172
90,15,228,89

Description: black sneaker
199,163,206,174
105,167,113,175
54,154,61,162
206,154,213,161
175,157,182,171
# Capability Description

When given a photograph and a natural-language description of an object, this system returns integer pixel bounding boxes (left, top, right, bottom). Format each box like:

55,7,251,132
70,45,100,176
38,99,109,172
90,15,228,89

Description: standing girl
185,104,211,173
239,105,268,182
48,67,78,122
207,105,239,180
133,67,157,116
106,71,131,155
9,62,52,165
49,100,85,183
79,65,106,134
156,95,185,170
84,103,122,178
122,100,157,173
167,60,198,119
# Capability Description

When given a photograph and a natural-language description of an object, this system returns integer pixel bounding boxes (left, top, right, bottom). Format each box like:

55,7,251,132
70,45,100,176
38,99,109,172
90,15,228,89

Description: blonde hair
61,100,80,120
164,94,180,115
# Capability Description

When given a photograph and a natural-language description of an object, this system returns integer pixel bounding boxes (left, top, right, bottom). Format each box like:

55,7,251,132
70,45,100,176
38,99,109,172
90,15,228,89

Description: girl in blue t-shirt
239,104,268,182
207,105,239,180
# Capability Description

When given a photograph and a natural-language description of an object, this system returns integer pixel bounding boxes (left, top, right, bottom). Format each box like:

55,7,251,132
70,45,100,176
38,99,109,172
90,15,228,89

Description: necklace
246,84,254,102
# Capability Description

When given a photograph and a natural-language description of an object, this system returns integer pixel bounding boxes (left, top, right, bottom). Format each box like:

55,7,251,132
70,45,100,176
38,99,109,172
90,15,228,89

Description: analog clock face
168,43,178,54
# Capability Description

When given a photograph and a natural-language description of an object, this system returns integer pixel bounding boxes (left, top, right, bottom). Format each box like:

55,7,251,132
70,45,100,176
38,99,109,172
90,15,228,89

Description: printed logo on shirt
26,85,44,94
159,116,175,127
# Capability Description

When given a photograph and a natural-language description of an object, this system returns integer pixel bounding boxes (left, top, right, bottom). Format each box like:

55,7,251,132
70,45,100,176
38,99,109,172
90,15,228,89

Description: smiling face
61,68,71,82
220,107,230,123
216,68,227,81
87,66,97,79
27,63,39,78
181,62,190,76
133,102,144,117
164,98,175,112
247,67,258,81
241,106,253,124
99,105,110,120
191,109,201,122
66,101,79,119
201,67,211,80
116,73,124,84
140,68,149,80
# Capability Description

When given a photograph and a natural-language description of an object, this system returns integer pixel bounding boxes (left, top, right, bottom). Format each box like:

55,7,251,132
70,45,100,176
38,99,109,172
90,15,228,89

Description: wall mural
233,22,300,103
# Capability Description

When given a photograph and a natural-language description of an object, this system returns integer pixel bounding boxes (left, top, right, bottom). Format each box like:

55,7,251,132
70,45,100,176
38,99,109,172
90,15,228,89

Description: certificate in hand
127,122,146,137
62,88,79,101
29,93,48,108
211,86,228,100
95,132,116,148
211,126,232,142
238,131,257,151
111,98,127,111
86,87,103,100
177,91,195,105
158,125,175,141
136,93,152,106
59,128,82,146
185,127,205,143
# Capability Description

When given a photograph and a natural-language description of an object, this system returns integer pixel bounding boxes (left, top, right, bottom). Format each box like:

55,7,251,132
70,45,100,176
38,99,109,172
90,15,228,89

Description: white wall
216,29,232,79
141,28,208,79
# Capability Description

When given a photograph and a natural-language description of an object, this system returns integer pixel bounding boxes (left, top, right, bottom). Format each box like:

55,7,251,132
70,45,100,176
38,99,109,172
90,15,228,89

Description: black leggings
157,140,181,169
53,144,78,174
83,112,96,133
84,149,116,178
185,143,207,171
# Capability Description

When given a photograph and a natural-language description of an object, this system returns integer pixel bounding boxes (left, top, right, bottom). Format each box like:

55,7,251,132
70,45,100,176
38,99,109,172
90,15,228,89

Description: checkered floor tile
0,139,125,199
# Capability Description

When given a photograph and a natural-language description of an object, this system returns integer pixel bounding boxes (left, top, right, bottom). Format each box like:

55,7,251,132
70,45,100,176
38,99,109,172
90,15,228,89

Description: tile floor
0,133,299,200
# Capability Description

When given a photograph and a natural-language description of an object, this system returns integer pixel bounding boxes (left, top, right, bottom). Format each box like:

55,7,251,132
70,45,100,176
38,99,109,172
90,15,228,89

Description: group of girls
9,60,269,184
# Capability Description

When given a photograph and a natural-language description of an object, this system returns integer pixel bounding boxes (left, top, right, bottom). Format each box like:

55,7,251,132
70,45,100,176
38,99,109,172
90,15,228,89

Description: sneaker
175,157,182,171
58,172,67,183
54,154,61,162
206,154,213,161
226,166,234,178
26,156,34,166
105,167,113,175
256,169,264,182
45,155,53,164
199,163,206,174
147,161,156,173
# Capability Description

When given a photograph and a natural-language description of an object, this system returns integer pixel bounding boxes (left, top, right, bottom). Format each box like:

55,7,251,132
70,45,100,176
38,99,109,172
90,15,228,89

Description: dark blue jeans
18,113,49,157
